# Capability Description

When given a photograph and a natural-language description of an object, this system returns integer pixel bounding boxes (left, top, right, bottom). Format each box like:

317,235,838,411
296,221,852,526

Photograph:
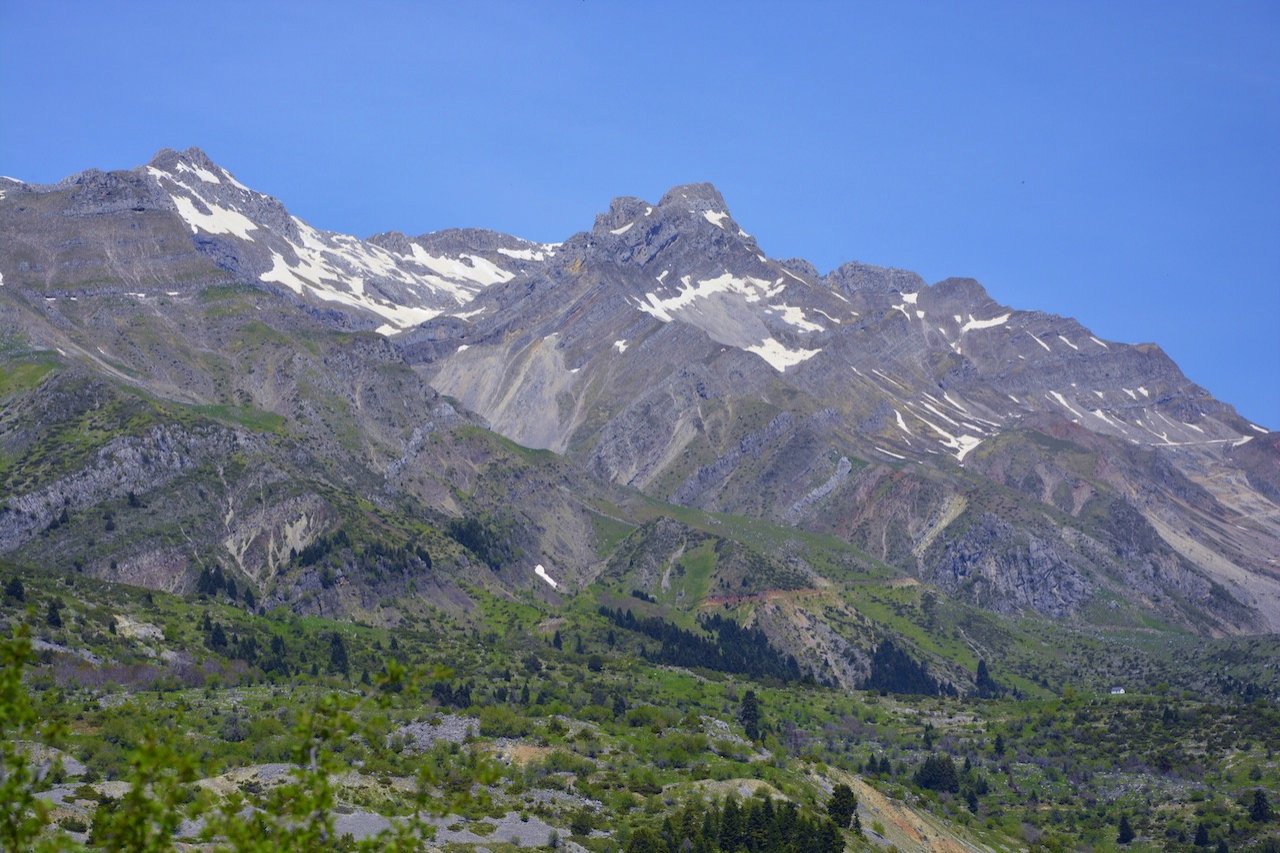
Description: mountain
401,179,1280,634
2,147,1278,656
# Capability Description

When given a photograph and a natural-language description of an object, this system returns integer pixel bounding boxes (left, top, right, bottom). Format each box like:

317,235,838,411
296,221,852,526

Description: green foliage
863,639,953,696
914,754,960,793
0,626,54,851
2,566,1278,852
1252,788,1272,822
3,577,24,602
87,728,196,851
446,514,518,570
741,690,761,741
1117,814,1135,844
826,783,857,829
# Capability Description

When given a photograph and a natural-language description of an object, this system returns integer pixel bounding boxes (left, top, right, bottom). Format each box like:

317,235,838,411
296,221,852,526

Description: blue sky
2,1,1277,425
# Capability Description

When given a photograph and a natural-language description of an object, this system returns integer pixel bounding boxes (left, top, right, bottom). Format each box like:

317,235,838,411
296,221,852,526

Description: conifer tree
1251,788,1272,822
1117,815,1135,844
828,783,857,828
740,690,760,741
328,632,349,676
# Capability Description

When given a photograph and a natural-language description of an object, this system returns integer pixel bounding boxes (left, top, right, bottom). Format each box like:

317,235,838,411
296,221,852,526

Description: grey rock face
3,148,1277,634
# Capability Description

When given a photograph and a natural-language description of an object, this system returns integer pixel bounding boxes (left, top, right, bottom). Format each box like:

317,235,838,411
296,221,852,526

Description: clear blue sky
2,1,1277,426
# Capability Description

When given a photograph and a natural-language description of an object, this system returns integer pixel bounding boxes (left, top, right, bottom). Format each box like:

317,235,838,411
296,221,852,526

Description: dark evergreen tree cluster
447,515,516,570
358,540,432,579
624,795,847,853
862,639,955,696
294,528,351,568
195,563,228,596
914,754,960,792
599,607,804,682
430,679,474,709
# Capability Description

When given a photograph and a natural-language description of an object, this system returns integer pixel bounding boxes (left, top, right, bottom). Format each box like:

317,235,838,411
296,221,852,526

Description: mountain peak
658,182,728,213
149,146,217,170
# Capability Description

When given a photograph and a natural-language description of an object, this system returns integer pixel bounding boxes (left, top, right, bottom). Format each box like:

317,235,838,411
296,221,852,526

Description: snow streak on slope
633,272,820,371
146,155,524,334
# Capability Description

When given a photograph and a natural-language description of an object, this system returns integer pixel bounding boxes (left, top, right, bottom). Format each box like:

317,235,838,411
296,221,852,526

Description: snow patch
1091,409,1122,429
770,304,825,333
409,245,514,287
961,312,1010,332
634,271,784,322
613,340,628,353
702,210,729,228
1250,424,1269,433
610,222,634,235
745,338,820,372
260,252,307,293
894,409,914,436
902,292,919,305
1048,391,1084,419
534,564,559,590
941,392,969,414
221,169,252,192
497,247,546,261
175,161,221,184
1058,335,1079,351
1089,336,1109,349
170,195,258,240
1138,386,1150,398
954,435,983,462
1027,332,1052,352
874,447,906,460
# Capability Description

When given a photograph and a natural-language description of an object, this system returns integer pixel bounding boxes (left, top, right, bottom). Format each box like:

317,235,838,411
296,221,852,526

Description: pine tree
45,600,62,629
3,577,23,602
328,632,349,676
915,755,960,792
1251,788,1272,822
740,690,760,741
1117,815,1135,844
552,630,562,651
719,797,743,851
828,783,857,828
1195,823,1209,846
